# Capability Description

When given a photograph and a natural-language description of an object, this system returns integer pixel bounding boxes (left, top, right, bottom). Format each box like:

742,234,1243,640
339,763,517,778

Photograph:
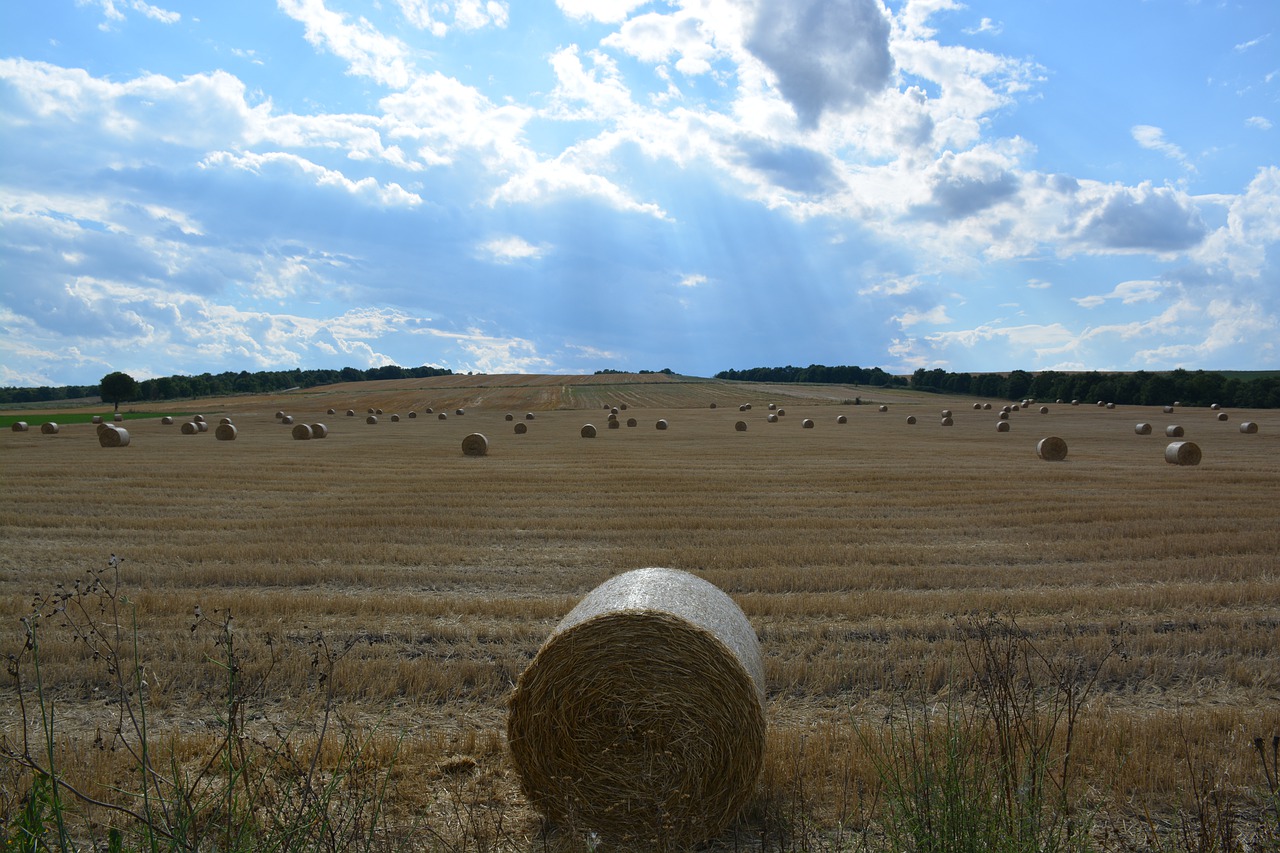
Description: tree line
714,363,1279,408
0,364,454,406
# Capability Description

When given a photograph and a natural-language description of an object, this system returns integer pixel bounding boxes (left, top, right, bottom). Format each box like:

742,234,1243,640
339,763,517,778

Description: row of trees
715,364,905,386
0,365,454,407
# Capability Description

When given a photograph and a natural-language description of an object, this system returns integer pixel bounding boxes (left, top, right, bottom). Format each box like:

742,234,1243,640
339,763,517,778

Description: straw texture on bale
906,416,917,424
1135,423,1153,435
161,416,174,425
735,421,748,432
802,419,815,429
581,424,597,438
996,421,1010,432
461,433,489,456
98,426,129,447
310,423,328,438
196,422,209,432
11,422,28,432
96,423,111,435
514,422,528,434
940,416,952,426
215,423,238,441
998,411,1010,420
656,419,669,430
1037,436,1068,461
1240,422,1258,434
508,567,765,848
1166,425,1184,437
41,422,59,434
1165,441,1202,466
181,422,198,435
292,424,313,440
777,409,785,416
367,416,378,425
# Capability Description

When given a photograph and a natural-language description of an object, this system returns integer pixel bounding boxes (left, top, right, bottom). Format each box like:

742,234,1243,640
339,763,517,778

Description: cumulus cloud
1072,279,1166,309
479,235,546,263
555,0,650,24
745,0,894,127
277,0,413,90
678,273,707,288
912,148,1020,221
894,305,951,327
1073,183,1207,253
199,150,423,207
1245,116,1272,130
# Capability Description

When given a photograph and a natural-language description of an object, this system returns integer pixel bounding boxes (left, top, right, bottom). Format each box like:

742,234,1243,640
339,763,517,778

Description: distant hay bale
619,404,628,411
409,411,417,419
1097,401,1105,407
1106,402,1116,410
906,416,917,424
1010,404,1020,411
608,413,619,422
735,421,748,432
777,409,785,416
461,433,489,456
292,424,313,440
1001,406,1012,414
391,414,400,422
1165,441,1201,466
581,424,597,438
376,408,384,415
98,426,129,447
161,416,174,425
836,414,847,424
996,421,1010,432
11,422,28,432
368,408,375,414
455,408,465,416
281,416,294,425
744,403,752,410
768,403,777,410
347,410,356,417
608,419,620,429
710,403,717,409
1036,436,1068,461
310,423,328,438
275,411,286,419
626,418,638,427
507,567,765,848
196,421,209,432
941,410,952,418
939,416,952,426
1165,425,1184,437
1135,423,1153,435
327,408,336,415
40,422,58,434
604,404,611,410
802,419,815,429
998,411,1010,420
878,405,888,412
438,413,447,420
972,403,982,410
215,423,238,441
514,422,528,434
656,419,669,430
426,408,434,414
739,404,748,412
505,413,514,421
526,413,535,420
1039,406,1049,414
767,413,779,423
1071,400,1080,406
113,413,123,422
1174,401,1183,407
1211,403,1221,411
1239,421,1258,434
92,416,103,424
367,416,379,425
1163,405,1174,414
181,422,199,435
193,415,205,422
612,407,620,415
1216,412,1228,422
982,402,992,410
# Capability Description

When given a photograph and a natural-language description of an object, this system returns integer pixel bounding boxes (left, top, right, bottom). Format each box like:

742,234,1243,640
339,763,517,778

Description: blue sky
2,0,1277,386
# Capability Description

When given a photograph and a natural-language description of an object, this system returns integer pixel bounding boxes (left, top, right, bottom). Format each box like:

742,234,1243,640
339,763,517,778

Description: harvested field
1,373,1278,851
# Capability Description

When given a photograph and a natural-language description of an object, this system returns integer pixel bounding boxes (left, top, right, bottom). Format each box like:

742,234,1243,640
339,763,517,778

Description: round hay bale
327,408,336,415
113,413,124,422
292,424,313,440
768,403,777,411
743,403,752,410
219,417,233,425
998,411,1010,420
802,419,815,429
581,424,597,438
982,402,992,410
739,404,748,412
973,403,982,410
1071,400,1080,406
347,410,356,417
92,416,103,424
514,422,528,434
40,422,59,434
409,411,417,419
777,409,785,417
939,416,952,426
655,419,669,430
1001,406,1012,414
1135,423,1153,435
1240,422,1259,434
767,413,779,423
1166,425,1184,437
98,426,129,447
376,408,384,415
1096,401,1105,407
1163,405,1174,414
734,421,748,432
1039,406,1049,414
275,411,286,419
1211,403,1221,411
996,421,1010,432
461,433,489,456
878,405,888,412
161,416,174,425
455,408,465,416
525,413,535,420
195,421,209,433
1036,436,1068,461
96,422,111,435
1010,404,1020,411
215,423,238,441
505,413,514,421
367,415,378,425
620,403,628,410
611,407,620,415
940,409,952,418
1216,412,1228,421
181,422,198,435
310,423,328,439
906,415,917,424
438,413,447,420
391,414,400,422
604,404,611,410
1165,441,1201,466
836,414,847,424
710,403,717,409
193,415,205,423
281,415,294,425
426,408,434,414
508,567,764,848
608,419,621,429
608,413,619,422
1106,402,1116,410
1174,401,1183,408
367,408,375,414
626,418,638,427
11,422,28,432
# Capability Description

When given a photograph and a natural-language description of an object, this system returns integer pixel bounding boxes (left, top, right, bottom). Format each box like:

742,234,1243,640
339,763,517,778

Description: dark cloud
736,138,841,194
746,0,894,128
911,159,1021,222
1078,185,1207,252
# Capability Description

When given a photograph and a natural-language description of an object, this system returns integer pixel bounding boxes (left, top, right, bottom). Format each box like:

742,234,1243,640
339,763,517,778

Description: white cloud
199,150,423,206
1072,279,1165,309
1245,116,1273,130
678,273,707,288
555,0,650,24
547,46,635,121
1026,279,1051,290
1132,124,1194,171
479,235,547,263
963,17,1002,36
277,0,413,89
894,305,952,327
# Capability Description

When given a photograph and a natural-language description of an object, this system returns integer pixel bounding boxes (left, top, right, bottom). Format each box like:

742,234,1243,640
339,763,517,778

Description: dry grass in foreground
2,374,1278,851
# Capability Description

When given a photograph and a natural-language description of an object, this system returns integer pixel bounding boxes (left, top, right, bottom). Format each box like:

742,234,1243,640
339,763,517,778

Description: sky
1,0,1278,387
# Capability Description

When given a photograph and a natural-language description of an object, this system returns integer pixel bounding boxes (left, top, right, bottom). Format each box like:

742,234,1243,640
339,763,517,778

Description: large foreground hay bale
292,424,313,440
461,433,489,456
508,567,764,848
1135,423,1153,435
1165,441,1201,466
215,423,238,441
581,424,597,438
98,426,129,447
1240,422,1259,434
1036,436,1068,461
40,422,59,434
